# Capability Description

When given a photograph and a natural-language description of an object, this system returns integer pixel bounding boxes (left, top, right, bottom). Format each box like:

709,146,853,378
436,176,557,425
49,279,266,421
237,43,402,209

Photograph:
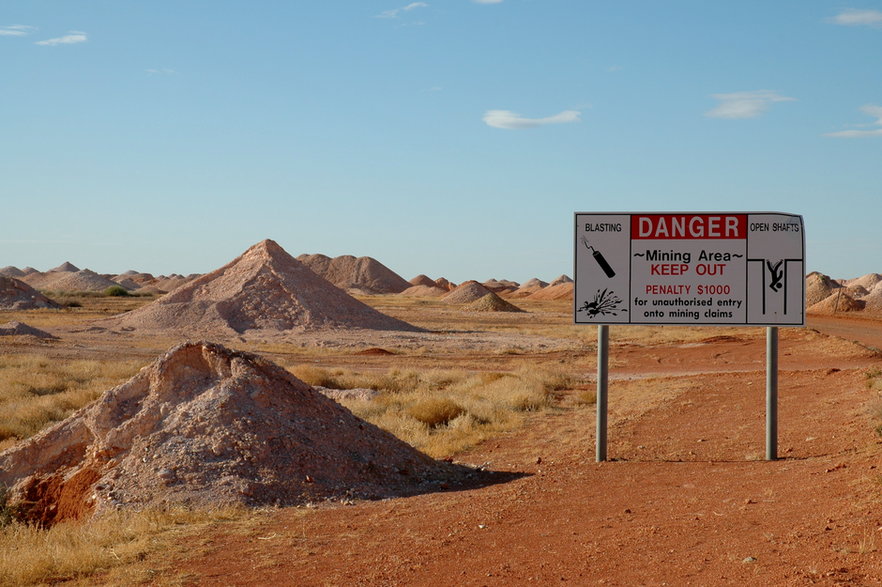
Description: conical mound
434,277,455,291
39,269,120,293
409,274,437,287
549,274,573,287
462,293,525,313
807,291,863,314
50,261,80,273
0,321,57,338
0,342,456,526
297,253,411,294
101,240,419,335
442,280,495,304
0,276,61,310
0,266,25,278
527,282,574,300
805,272,839,307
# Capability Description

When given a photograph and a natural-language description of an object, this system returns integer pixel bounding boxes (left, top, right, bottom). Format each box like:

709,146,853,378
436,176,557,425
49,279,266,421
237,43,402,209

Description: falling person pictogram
767,260,784,292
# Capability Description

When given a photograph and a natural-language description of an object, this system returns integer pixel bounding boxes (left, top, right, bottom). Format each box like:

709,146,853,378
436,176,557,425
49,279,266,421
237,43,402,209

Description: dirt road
161,319,882,585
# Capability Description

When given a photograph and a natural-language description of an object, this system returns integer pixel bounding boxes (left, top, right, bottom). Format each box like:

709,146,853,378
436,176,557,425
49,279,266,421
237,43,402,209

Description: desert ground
2,253,882,585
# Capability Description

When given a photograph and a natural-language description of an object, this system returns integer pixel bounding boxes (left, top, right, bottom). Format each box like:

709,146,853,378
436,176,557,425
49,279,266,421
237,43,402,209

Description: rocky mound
527,282,574,301
846,284,869,298
112,278,141,291
510,278,549,298
805,273,840,307
297,254,411,294
0,276,61,310
434,277,455,291
50,261,80,273
462,293,525,313
43,269,121,292
848,273,882,291
151,274,194,292
860,282,882,311
482,279,519,294
522,278,549,289
113,272,156,287
100,240,419,336
549,275,573,287
0,266,25,278
442,281,495,304
0,321,57,339
0,342,457,526
399,285,448,297
409,274,437,288
807,291,863,314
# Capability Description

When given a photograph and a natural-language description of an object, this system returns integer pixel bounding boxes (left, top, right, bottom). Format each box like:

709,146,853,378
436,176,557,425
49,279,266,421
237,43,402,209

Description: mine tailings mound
0,342,470,527
98,239,420,336
462,292,525,313
0,321,57,339
297,253,411,294
442,280,495,304
0,276,61,310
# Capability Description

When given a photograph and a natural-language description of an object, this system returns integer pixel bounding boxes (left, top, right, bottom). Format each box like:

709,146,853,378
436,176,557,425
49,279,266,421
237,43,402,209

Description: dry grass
0,506,253,586
0,355,141,450
289,365,578,458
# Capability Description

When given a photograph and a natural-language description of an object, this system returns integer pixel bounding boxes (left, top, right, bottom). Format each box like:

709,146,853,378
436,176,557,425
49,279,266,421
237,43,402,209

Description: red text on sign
632,215,746,239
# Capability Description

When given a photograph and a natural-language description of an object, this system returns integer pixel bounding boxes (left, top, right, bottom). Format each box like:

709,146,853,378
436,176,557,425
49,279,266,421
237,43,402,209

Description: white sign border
573,211,805,327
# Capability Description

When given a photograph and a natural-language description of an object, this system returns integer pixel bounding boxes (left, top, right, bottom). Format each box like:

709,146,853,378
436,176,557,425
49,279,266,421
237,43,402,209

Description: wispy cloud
146,68,177,76
376,2,428,19
830,9,882,27
705,90,795,119
825,104,882,138
35,31,88,46
473,0,504,3
483,109,581,130
0,24,36,37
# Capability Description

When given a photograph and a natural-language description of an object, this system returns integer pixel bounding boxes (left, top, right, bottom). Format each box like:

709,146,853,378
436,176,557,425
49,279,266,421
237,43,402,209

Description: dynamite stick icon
580,235,616,278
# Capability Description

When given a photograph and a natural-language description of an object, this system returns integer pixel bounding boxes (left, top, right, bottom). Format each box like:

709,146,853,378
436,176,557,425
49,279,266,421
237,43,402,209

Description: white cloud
35,31,88,46
831,9,882,27
376,2,428,18
483,109,581,130
705,90,795,119
0,24,35,37
825,104,882,138
146,68,177,76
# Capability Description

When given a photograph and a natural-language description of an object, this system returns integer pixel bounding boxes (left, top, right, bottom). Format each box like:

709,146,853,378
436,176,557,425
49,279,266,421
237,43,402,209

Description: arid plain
2,243,882,585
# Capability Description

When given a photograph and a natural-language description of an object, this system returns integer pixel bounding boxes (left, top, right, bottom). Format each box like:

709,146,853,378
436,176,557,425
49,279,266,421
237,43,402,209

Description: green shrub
103,285,130,297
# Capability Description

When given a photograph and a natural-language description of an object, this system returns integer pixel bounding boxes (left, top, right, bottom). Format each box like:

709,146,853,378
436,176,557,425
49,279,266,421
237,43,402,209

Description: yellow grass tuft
329,366,579,458
0,355,142,445
407,398,465,428
0,506,252,586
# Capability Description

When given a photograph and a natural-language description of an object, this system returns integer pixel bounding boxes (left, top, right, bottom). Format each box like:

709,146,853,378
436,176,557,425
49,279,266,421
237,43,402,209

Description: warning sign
574,212,805,326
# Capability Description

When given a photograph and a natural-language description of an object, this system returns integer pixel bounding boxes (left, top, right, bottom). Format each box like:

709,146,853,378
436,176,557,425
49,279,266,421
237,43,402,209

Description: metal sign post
766,326,778,460
596,325,609,462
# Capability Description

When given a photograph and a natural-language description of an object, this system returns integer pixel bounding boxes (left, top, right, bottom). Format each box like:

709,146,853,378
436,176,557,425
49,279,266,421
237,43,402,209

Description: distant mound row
297,254,411,295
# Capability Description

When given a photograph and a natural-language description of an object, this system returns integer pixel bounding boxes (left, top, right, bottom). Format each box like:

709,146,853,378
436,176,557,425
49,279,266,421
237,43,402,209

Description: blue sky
2,1,881,282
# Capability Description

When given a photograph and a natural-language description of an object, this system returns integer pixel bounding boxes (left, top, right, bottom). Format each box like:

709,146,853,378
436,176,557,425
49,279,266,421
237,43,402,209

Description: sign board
574,212,805,326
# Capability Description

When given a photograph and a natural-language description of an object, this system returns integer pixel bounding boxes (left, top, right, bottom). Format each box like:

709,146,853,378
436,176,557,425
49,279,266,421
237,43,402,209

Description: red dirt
142,318,882,583
19,467,102,527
